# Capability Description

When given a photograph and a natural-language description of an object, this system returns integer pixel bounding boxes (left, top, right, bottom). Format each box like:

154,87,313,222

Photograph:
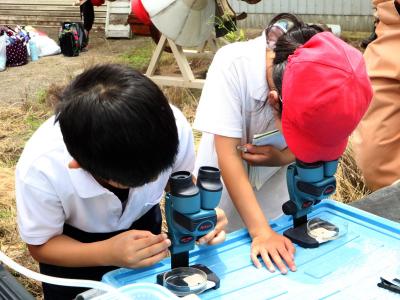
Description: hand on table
251,229,296,274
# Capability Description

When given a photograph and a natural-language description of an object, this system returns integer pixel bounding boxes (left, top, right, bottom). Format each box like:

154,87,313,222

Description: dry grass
333,141,371,203
162,87,201,123
0,167,42,299
0,105,47,168
0,100,53,299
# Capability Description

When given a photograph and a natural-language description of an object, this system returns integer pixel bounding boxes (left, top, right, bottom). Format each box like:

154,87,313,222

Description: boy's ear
68,159,81,169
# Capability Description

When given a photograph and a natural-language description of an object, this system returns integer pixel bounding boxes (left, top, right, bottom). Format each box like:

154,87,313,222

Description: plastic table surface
102,200,400,300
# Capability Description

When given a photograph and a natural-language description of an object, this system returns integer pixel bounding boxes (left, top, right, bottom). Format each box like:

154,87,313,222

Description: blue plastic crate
102,200,400,299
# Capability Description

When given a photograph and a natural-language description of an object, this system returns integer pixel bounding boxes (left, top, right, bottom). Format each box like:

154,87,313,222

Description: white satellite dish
141,0,215,47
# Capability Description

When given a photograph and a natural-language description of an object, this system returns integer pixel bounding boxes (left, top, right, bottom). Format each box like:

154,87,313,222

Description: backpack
75,22,88,50
59,22,87,57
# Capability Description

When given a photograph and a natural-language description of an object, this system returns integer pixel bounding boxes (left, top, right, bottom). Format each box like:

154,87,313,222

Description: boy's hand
197,208,228,246
241,144,295,167
105,230,171,268
251,228,296,274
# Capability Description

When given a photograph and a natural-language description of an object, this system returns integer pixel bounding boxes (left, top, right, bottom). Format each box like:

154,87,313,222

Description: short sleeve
193,46,243,138
15,168,65,245
170,105,195,173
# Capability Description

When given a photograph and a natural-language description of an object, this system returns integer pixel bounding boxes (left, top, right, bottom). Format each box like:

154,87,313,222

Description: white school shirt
193,32,289,232
16,105,195,245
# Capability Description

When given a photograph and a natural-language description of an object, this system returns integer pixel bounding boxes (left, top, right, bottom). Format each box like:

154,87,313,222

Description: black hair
55,64,179,188
271,17,325,115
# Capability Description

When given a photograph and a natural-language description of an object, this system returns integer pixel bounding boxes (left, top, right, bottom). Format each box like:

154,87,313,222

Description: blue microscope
282,159,339,248
156,166,222,289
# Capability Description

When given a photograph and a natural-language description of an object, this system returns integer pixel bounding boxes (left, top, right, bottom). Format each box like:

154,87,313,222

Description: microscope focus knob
282,201,297,216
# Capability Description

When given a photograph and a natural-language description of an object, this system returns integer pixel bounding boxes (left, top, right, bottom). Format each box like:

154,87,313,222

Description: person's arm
215,135,296,273
28,230,171,268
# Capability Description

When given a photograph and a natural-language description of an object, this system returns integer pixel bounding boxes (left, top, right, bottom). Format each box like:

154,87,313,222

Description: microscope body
165,193,218,255
282,159,338,247
165,167,222,267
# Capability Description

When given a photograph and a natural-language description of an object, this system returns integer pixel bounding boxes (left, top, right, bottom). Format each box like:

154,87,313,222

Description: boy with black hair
15,64,227,300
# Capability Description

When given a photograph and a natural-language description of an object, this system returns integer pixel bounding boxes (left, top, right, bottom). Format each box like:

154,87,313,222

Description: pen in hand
236,145,248,153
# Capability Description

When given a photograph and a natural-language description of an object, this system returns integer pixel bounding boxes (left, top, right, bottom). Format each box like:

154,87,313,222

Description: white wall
229,0,374,32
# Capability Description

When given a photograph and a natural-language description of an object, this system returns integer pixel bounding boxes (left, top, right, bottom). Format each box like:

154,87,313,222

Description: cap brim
142,0,215,47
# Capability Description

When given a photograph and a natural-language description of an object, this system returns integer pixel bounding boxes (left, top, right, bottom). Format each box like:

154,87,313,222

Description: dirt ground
0,28,149,104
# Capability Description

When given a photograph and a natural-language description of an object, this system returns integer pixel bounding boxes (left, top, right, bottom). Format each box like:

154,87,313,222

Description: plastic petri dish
163,267,207,297
307,217,348,243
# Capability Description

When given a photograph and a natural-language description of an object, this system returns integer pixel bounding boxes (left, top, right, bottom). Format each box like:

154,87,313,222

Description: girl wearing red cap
194,13,372,274
194,14,314,274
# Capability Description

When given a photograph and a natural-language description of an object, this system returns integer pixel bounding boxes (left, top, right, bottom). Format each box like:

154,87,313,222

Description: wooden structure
146,34,219,89
0,0,106,29
105,0,131,38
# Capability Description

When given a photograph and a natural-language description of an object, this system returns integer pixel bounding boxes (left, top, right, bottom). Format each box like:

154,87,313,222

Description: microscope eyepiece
171,171,191,181
198,166,221,180
169,171,199,197
197,166,222,192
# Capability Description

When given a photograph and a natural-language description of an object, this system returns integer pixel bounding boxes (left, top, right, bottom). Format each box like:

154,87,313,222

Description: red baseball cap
281,32,373,163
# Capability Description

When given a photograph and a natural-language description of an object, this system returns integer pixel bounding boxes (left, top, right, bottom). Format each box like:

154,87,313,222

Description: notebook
249,129,287,190
252,129,287,149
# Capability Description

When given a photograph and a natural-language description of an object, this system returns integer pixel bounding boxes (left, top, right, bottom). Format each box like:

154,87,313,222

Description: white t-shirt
193,33,289,232
16,105,195,245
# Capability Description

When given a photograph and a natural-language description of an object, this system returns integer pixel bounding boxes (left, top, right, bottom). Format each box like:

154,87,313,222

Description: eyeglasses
266,20,289,49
